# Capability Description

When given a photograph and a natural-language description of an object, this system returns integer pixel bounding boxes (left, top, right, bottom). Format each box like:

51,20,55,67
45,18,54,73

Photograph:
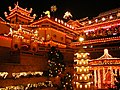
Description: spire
14,1,19,7
16,1,19,6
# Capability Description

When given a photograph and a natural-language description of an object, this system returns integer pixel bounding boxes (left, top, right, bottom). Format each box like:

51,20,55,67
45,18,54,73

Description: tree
47,46,65,77
60,72,73,90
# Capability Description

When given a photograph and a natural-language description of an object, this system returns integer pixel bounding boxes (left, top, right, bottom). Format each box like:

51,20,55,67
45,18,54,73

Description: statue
43,11,50,18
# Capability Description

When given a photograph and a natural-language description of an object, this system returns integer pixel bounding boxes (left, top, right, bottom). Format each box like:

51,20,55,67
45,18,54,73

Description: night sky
0,0,120,20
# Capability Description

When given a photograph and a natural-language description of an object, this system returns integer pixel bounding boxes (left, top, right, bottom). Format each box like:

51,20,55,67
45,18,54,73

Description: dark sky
0,0,120,20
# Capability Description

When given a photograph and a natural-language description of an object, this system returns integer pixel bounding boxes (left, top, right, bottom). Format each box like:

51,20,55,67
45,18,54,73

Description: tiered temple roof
4,2,36,22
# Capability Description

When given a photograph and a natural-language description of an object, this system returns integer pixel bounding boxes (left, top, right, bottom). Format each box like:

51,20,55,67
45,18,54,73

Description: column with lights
74,51,91,90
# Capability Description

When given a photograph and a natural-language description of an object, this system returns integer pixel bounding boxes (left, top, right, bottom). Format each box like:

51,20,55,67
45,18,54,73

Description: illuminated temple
0,2,120,90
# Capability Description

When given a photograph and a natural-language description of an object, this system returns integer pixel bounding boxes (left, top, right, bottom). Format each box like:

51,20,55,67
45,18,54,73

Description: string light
12,71,43,79
0,72,8,79
0,81,53,90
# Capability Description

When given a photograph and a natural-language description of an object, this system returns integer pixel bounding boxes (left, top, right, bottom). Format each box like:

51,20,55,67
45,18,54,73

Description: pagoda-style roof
96,49,119,60
97,8,120,18
67,20,83,28
4,2,35,21
31,16,78,35
89,49,120,66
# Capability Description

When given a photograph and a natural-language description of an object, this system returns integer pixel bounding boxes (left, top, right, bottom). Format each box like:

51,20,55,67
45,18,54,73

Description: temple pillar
94,69,97,87
98,69,101,88
111,68,114,86
103,67,105,83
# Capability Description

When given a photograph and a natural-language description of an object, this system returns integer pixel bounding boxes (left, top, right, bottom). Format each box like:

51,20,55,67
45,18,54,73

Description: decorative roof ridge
76,18,120,31
98,8,120,17
0,17,6,22
71,36,120,45
12,1,32,14
31,16,76,32
8,11,34,19
96,49,120,60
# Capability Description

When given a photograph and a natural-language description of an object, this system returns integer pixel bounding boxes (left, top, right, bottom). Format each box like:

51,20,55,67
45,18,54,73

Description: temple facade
0,2,120,89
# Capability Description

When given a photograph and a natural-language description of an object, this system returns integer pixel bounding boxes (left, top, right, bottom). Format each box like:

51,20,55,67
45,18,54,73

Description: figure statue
43,11,50,18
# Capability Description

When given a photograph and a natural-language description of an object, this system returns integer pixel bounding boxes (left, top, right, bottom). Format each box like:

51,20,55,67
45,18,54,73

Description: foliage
60,72,73,90
47,46,65,77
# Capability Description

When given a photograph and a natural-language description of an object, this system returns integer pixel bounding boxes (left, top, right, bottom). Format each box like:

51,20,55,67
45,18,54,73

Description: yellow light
55,18,57,21
84,68,86,72
82,74,84,77
84,76,87,80
110,15,113,19
80,85,82,88
85,84,87,88
88,21,92,24
77,76,78,80
83,61,86,65
79,37,84,42
74,74,75,76
79,61,82,65
83,54,86,58
58,19,60,23
80,76,82,80
82,66,84,69
77,84,78,88
80,69,82,72
102,17,106,21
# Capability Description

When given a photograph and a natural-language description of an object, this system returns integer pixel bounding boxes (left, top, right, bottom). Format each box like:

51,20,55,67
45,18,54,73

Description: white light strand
0,72,8,79
12,71,43,79
0,81,53,90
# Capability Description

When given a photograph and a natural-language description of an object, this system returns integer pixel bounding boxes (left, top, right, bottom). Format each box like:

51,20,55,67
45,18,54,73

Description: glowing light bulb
80,69,82,72
102,17,106,21
80,76,82,80
84,76,87,80
88,21,92,24
79,61,82,65
80,85,82,88
95,19,98,22
79,37,84,42
85,84,87,88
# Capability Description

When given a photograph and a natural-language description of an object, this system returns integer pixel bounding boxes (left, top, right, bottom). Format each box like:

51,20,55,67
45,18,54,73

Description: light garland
12,71,43,79
72,36,120,46
0,72,8,79
0,81,53,90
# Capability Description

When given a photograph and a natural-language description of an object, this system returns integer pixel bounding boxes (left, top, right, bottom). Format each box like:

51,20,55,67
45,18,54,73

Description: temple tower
74,51,91,90
4,2,36,25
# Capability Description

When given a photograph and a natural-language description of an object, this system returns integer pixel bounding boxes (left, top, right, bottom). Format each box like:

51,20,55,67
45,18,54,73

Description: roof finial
17,1,19,6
